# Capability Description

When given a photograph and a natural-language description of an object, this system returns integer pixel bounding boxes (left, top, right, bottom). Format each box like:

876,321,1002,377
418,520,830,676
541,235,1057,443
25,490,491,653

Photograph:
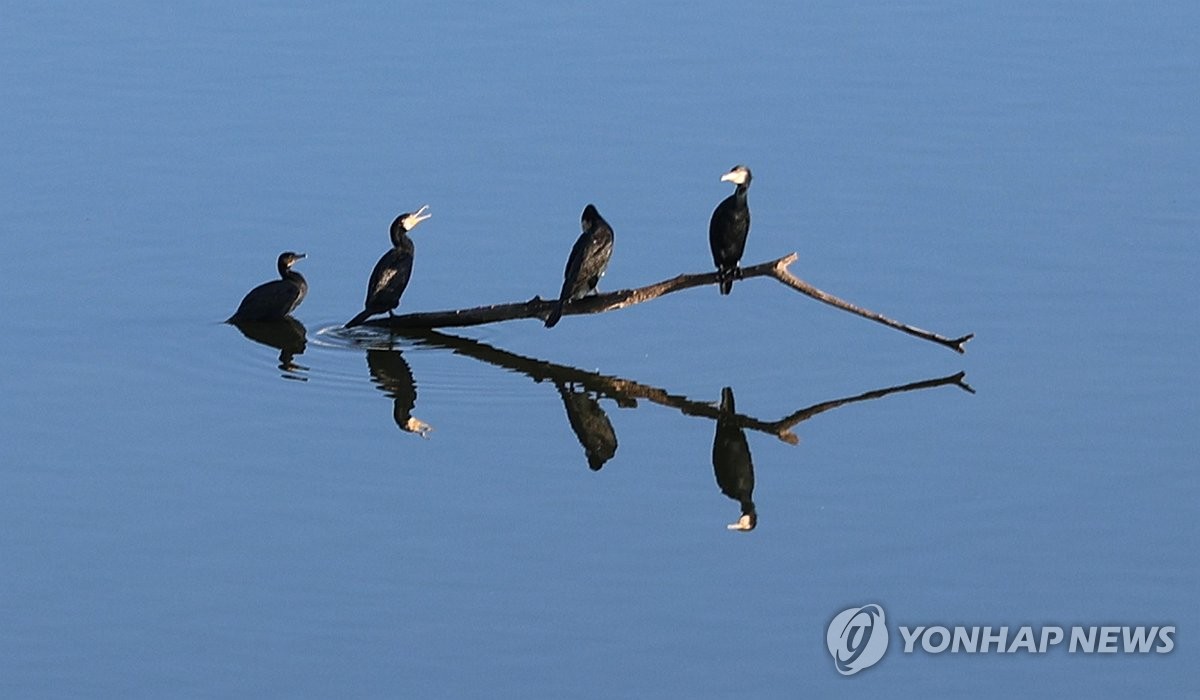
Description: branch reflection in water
232,324,971,529
398,329,974,530
228,317,309,381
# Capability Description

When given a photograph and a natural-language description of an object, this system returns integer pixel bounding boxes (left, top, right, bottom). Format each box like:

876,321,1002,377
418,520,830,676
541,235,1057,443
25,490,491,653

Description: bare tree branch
363,253,973,353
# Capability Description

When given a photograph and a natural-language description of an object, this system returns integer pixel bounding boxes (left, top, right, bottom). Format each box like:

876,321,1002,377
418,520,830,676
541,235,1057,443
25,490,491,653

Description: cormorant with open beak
346,206,432,327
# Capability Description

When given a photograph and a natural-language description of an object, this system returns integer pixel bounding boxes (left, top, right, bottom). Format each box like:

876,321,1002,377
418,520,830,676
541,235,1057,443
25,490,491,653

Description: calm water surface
2,2,1197,697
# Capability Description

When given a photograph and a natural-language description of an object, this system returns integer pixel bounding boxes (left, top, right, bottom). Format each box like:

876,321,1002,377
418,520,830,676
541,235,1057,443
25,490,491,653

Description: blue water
2,2,1197,697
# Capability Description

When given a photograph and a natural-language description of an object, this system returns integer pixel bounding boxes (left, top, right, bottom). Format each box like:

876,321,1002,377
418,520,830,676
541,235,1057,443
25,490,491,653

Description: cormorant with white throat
708,164,752,295
345,206,431,328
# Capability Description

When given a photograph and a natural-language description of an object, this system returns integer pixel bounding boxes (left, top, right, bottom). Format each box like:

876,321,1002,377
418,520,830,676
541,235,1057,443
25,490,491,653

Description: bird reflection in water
366,345,433,438
228,317,309,381
398,328,972,531
555,382,618,470
713,387,756,531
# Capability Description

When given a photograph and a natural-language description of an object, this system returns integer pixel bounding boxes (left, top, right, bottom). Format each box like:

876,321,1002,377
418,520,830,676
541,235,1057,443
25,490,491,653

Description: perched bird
708,164,752,295
345,206,431,328
545,204,614,328
227,251,308,322
712,386,757,531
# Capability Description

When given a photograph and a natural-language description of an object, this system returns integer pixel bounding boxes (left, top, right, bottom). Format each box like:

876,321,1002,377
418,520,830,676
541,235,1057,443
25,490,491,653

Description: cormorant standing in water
227,251,307,322
345,206,431,327
708,165,752,295
712,386,757,531
544,204,614,328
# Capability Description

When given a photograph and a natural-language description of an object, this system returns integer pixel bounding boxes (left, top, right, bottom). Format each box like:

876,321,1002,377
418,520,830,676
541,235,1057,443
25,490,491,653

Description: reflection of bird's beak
726,514,755,531
404,205,432,231
404,416,433,438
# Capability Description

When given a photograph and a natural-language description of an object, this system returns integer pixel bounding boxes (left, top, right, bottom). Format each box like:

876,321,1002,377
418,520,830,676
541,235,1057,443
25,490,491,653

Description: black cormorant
345,206,431,328
708,165,752,295
712,386,757,531
227,251,307,322
545,204,614,328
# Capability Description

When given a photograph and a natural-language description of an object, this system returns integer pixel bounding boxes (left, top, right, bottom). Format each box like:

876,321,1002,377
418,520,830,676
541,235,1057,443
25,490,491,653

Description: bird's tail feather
345,309,374,328
544,301,564,328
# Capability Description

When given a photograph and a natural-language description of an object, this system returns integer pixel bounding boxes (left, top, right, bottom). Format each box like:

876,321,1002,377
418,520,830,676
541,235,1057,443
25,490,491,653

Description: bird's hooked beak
720,168,749,186
403,205,432,231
